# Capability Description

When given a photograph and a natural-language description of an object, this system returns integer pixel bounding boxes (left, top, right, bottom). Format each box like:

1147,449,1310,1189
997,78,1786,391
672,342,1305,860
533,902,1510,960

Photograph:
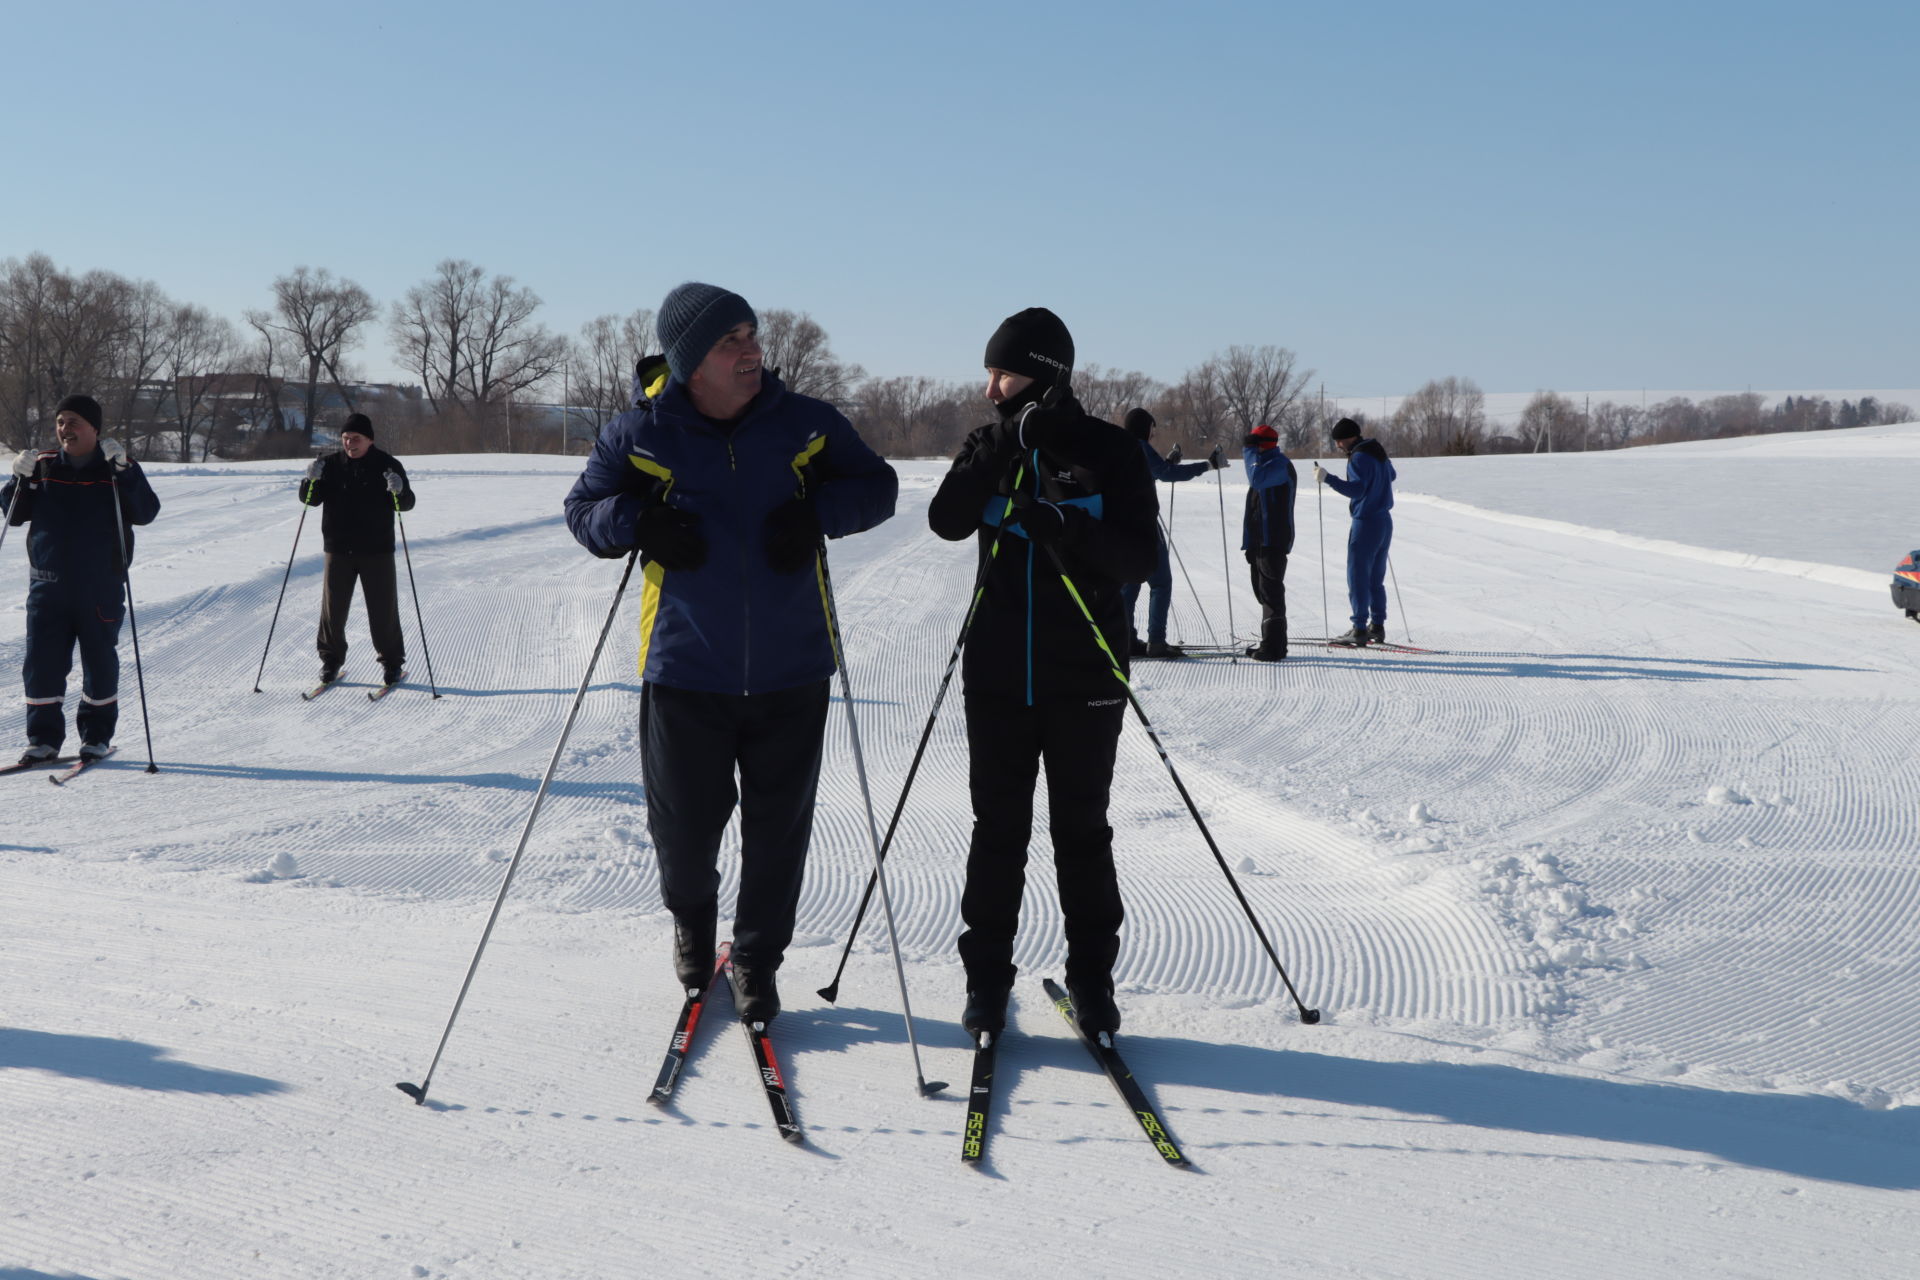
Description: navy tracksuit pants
24,582,123,751
1346,514,1393,629
1119,534,1174,645
639,678,830,970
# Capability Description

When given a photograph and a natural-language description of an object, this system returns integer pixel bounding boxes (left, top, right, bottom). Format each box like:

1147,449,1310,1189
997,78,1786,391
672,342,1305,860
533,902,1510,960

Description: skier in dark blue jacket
1240,423,1297,660
928,307,1157,1041
1315,417,1395,646
564,282,896,1022
2,394,161,765
1118,406,1221,657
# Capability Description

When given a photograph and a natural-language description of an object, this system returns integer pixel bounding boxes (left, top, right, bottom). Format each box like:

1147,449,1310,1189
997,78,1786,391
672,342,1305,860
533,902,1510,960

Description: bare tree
391,260,566,448
1215,345,1312,437
757,309,864,405
1072,362,1164,425
0,254,134,449
571,308,656,438
110,279,177,458
1392,377,1489,456
162,305,237,461
245,267,376,445
1152,358,1230,453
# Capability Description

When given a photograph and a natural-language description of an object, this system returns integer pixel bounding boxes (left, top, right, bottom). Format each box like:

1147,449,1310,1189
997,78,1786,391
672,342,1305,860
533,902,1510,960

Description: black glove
1243,433,1269,450
1166,444,1183,465
1208,445,1228,470
765,497,821,573
1014,404,1074,454
1009,487,1068,543
635,503,706,571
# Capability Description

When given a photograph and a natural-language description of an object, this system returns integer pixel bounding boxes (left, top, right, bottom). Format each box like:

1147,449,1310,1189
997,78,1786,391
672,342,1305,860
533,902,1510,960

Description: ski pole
250,502,309,692
1317,456,1330,640
394,496,440,698
1159,513,1217,647
1038,537,1320,1023
816,547,947,1096
1215,457,1236,653
108,473,158,774
1388,554,1412,644
396,548,640,1106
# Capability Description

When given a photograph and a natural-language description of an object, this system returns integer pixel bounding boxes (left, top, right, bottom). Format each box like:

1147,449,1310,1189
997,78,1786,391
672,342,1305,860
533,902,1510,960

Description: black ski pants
1247,549,1287,657
957,693,1127,997
640,678,830,971
317,552,404,670
23,581,123,750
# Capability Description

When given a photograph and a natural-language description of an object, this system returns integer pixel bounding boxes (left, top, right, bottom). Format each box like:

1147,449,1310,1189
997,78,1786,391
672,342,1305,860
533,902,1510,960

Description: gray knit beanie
657,282,757,385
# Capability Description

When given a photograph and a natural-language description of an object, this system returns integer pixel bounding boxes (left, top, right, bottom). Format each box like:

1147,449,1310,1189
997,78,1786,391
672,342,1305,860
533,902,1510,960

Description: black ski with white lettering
49,748,115,786
649,942,732,1105
725,955,802,1144
2,754,75,777
960,1030,998,1165
1040,977,1187,1167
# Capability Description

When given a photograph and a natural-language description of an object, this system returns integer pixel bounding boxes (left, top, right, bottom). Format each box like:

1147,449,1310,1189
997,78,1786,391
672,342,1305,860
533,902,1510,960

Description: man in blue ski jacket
1118,406,1222,658
564,282,897,1022
2,394,161,766
1241,423,1297,661
1314,417,1395,646
928,307,1157,1042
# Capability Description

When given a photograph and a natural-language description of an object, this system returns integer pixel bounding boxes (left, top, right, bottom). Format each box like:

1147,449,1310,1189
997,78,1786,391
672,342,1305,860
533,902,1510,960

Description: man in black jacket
299,413,415,687
928,307,1157,1040
2,394,161,764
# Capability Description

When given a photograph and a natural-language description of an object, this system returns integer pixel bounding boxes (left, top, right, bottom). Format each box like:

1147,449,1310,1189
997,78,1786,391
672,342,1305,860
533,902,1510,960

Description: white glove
99,438,130,470
1313,463,1328,484
305,458,324,481
384,471,404,495
1208,445,1228,470
12,449,48,478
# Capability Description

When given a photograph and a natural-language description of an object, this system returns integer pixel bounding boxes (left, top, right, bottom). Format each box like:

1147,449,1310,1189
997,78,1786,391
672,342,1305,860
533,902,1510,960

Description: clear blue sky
3,0,1912,397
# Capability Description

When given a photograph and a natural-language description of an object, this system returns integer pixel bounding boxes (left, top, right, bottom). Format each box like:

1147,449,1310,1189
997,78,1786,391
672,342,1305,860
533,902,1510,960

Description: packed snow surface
4,422,1918,1278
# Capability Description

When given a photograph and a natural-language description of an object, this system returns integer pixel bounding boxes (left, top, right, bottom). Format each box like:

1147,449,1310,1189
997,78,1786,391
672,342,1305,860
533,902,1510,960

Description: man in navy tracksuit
565,282,897,1022
1118,406,1221,658
1315,417,1395,646
929,308,1157,1040
1241,423,1297,661
2,394,161,765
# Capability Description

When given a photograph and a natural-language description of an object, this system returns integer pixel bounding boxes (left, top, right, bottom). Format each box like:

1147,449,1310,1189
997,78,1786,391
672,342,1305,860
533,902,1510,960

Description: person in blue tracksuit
928,307,1157,1040
1314,417,1395,646
1240,423,1297,661
2,394,161,765
1118,406,1222,658
564,283,896,1022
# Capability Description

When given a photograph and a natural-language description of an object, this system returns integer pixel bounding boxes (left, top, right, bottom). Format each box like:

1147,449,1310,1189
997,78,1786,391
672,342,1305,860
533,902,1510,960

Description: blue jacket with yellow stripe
564,370,897,695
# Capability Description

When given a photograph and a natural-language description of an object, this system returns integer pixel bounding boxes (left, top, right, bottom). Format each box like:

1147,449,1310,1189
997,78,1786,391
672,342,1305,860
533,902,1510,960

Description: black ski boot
673,917,716,990
318,662,341,684
1144,640,1185,658
1246,645,1286,661
381,661,406,687
731,963,780,1023
1366,622,1387,645
1066,978,1121,1038
1329,625,1371,648
1128,636,1148,658
962,987,1010,1036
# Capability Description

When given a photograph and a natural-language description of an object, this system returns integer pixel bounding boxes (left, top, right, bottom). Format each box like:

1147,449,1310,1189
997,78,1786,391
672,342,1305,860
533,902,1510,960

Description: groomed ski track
3,425,1918,1279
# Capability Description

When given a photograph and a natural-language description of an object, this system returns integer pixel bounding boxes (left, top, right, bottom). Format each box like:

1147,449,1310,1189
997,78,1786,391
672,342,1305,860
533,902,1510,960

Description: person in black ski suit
299,413,415,686
565,283,897,1023
928,307,1158,1039
1241,423,1297,661
1,394,161,764
1118,406,1221,658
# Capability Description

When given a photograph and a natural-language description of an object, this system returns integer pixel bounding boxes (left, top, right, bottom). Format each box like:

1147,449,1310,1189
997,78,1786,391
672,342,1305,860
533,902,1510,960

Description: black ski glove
1009,487,1068,544
635,503,706,571
765,497,821,573
1208,445,1228,470
1166,443,1183,465
1243,433,1269,450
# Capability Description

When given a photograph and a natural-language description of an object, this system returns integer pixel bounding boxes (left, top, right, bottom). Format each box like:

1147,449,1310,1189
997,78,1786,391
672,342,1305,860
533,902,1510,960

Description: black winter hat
1123,407,1154,440
658,282,757,385
1331,417,1362,442
984,307,1073,386
55,394,103,432
342,412,375,438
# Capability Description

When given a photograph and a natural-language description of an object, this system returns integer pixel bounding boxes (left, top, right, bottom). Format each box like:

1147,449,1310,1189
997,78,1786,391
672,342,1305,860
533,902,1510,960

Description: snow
5,429,1920,1278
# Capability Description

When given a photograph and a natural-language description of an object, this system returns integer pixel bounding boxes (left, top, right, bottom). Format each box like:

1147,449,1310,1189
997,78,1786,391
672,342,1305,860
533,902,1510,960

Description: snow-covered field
4,422,1918,1279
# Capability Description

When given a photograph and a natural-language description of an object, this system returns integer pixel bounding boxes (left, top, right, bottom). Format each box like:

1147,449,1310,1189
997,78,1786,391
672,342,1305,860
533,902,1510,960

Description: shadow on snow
0,1027,287,1097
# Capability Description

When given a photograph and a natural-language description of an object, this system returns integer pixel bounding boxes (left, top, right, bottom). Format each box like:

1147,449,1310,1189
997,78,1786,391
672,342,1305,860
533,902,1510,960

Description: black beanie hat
984,307,1074,386
55,394,103,432
1331,417,1362,442
1123,407,1154,440
342,412,375,439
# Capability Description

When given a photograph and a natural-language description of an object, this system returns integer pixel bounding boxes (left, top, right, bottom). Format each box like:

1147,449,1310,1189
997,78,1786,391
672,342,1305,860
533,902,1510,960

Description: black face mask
992,380,1055,422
